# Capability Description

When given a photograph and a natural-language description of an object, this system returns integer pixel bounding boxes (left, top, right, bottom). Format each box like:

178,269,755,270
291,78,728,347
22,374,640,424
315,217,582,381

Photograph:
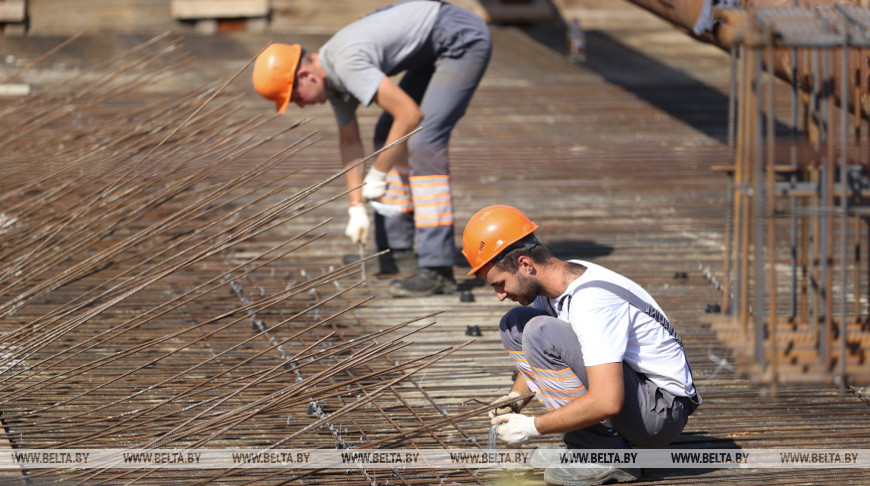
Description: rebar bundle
0,34,496,485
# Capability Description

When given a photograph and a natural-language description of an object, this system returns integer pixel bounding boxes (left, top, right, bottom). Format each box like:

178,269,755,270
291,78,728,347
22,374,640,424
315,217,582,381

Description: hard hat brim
466,264,485,277
276,93,291,114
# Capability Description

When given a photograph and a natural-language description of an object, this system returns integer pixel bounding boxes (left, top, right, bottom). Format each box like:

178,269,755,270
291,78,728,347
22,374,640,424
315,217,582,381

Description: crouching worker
462,205,700,485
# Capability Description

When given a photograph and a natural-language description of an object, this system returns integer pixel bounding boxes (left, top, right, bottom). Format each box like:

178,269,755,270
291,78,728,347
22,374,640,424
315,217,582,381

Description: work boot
342,249,416,276
388,266,457,297
543,463,641,486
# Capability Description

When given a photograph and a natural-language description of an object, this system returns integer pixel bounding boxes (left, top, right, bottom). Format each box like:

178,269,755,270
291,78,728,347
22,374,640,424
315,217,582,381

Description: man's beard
514,272,542,306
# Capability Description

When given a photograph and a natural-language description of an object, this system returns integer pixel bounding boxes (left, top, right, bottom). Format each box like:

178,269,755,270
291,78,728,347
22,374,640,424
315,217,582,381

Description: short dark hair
491,234,553,273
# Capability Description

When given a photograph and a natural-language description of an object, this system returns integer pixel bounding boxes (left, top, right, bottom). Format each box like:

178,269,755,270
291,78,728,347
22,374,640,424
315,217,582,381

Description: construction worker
462,205,700,486
252,1,492,297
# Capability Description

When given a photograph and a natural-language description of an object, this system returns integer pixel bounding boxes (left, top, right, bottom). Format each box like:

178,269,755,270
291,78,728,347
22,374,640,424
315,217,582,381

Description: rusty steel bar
765,33,779,388
627,0,870,120
0,34,498,486
708,2,870,389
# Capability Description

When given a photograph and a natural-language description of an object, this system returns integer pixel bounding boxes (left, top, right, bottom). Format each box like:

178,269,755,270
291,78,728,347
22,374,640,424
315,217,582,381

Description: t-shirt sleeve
569,288,630,366
327,46,384,128
331,46,385,108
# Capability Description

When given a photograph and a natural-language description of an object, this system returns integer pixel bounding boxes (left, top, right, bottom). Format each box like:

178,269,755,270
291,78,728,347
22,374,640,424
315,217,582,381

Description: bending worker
252,0,492,297
462,205,700,486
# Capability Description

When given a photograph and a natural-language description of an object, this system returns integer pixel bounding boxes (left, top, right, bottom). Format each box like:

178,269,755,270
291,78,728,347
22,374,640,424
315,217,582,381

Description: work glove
344,204,369,244
368,199,402,218
361,168,388,201
488,391,523,419
491,413,540,445
367,168,410,218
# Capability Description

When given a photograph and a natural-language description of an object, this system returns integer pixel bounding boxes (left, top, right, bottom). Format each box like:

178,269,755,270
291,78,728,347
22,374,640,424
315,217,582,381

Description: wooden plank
0,0,25,23
0,84,29,96
25,1,176,35
171,0,268,20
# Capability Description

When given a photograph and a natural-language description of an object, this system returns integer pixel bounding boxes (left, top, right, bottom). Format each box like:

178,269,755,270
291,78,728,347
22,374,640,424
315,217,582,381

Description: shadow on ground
492,0,798,143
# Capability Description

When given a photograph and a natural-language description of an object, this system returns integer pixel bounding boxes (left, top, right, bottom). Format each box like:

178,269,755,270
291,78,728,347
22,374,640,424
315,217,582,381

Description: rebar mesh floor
1,20,869,486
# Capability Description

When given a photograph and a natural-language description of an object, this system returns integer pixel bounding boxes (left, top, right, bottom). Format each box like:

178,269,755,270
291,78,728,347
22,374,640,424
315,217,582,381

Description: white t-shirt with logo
533,260,697,399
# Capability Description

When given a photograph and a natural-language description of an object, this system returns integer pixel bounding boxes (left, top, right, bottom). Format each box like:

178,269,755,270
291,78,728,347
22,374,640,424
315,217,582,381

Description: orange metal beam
626,0,870,117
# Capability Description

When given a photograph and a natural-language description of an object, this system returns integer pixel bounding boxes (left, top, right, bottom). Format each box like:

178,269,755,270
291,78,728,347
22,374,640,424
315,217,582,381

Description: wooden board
0,0,25,23
171,0,269,19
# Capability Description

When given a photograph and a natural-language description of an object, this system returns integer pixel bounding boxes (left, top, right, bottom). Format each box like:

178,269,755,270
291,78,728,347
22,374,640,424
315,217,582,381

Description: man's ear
295,64,309,81
517,255,535,274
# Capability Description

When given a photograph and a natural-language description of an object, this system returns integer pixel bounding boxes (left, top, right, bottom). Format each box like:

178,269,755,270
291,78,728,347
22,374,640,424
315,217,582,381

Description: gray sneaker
544,463,641,485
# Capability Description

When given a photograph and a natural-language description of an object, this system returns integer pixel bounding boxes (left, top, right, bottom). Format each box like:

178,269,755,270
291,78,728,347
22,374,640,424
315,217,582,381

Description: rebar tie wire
487,424,499,452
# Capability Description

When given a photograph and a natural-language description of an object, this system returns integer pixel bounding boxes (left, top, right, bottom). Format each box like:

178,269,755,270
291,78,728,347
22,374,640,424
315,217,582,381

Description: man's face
292,72,327,107
480,262,541,306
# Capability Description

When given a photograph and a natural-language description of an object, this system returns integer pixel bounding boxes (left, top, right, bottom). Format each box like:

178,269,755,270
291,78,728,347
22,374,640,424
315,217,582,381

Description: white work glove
361,168,388,201
344,205,369,244
368,199,402,218
491,413,540,445
488,391,523,419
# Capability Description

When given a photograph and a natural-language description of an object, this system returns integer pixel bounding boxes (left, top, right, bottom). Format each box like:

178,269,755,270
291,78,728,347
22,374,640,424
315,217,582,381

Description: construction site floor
2,12,870,486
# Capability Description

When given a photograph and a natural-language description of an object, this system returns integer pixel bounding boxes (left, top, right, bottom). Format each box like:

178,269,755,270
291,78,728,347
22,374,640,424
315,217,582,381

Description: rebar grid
0,35,496,485
716,5,870,391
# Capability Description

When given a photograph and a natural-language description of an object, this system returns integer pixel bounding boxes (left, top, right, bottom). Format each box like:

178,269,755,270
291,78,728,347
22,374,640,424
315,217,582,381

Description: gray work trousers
373,2,492,268
499,306,693,449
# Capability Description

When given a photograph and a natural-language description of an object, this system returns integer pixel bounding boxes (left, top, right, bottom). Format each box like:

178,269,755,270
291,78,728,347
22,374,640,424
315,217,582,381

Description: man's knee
499,307,548,334
522,315,572,349
523,315,552,339
520,316,587,384
499,307,547,351
521,316,578,364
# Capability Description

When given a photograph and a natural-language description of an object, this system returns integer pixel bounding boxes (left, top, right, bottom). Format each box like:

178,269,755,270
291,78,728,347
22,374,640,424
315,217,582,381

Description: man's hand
491,413,540,445
344,205,369,244
362,168,388,201
489,391,523,419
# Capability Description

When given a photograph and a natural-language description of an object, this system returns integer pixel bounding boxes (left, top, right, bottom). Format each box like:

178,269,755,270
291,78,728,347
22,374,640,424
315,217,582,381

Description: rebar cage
715,4,870,389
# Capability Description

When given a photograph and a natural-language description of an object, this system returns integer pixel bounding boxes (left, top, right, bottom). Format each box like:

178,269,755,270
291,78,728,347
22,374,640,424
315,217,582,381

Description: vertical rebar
838,33,850,389
753,45,767,376
765,35,779,389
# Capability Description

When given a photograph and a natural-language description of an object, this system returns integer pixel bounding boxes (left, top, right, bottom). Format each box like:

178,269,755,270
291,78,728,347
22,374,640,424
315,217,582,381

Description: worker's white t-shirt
533,260,697,399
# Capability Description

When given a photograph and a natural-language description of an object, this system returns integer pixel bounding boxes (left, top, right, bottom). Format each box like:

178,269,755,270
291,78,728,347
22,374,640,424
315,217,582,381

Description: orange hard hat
462,205,539,276
252,43,302,114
